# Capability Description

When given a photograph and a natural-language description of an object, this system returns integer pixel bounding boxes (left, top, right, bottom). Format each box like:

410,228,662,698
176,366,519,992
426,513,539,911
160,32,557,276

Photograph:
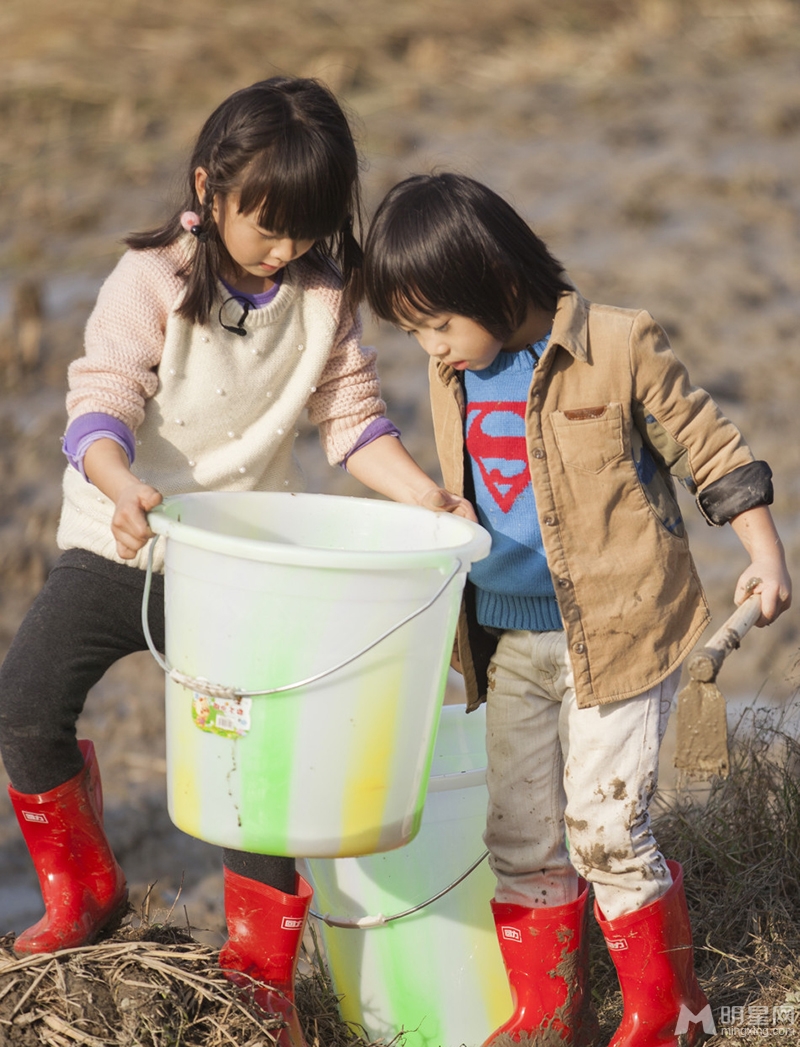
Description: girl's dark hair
126,76,364,324
364,173,570,341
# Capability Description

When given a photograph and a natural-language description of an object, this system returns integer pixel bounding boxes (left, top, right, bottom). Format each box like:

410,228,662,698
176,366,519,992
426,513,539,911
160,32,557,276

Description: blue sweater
464,337,562,632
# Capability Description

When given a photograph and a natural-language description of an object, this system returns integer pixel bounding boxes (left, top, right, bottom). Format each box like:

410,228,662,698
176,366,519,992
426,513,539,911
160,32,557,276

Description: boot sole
89,889,130,944
12,888,130,956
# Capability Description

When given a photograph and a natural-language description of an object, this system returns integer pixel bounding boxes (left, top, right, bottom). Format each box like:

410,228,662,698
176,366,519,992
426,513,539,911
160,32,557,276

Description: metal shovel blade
674,678,730,779
674,592,762,780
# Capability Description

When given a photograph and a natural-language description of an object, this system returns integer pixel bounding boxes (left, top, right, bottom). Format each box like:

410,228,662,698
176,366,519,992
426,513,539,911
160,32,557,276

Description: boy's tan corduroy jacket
430,291,772,711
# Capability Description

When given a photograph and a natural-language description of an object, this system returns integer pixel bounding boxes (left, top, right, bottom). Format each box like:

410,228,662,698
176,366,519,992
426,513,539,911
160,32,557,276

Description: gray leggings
0,548,294,892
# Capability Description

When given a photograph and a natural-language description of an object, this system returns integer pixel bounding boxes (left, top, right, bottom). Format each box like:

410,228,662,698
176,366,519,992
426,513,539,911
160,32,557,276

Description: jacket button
573,642,586,654
533,448,546,460
557,577,571,588
543,515,557,526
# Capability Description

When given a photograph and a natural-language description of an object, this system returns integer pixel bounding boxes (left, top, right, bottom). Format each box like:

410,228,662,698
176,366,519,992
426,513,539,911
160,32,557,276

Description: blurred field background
1,0,798,672
0,1,799,1039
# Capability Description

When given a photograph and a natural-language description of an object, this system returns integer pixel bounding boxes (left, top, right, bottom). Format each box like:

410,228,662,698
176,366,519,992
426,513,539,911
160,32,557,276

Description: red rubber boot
8,740,128,955
595,861,711,1046
483,880,597,1045
219,867,312,1047
78,739,103,819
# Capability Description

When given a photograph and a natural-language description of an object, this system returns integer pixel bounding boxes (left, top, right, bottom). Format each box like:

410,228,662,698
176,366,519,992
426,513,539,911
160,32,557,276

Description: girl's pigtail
340,214,365,310
342,216,363,271
174,193,224,326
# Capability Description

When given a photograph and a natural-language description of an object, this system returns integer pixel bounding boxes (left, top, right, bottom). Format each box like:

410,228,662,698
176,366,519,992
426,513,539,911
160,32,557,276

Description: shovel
674,590,762,780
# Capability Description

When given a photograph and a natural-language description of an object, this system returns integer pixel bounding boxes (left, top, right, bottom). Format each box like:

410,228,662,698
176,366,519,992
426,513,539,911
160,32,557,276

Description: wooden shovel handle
687,592,762,683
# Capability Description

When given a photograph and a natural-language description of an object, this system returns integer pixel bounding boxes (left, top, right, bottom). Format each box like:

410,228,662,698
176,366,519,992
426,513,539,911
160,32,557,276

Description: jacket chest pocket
551,402,625,474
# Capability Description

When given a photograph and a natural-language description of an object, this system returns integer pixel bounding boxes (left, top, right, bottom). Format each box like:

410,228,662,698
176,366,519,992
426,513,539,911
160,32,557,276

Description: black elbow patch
697,460,774,526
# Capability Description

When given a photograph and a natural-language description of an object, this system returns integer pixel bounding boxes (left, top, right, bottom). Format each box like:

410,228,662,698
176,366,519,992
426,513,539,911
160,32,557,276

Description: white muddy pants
484,628,680,921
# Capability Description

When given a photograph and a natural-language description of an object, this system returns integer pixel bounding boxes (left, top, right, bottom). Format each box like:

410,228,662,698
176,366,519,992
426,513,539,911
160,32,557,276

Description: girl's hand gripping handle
111,480,163,559
83,438,163,559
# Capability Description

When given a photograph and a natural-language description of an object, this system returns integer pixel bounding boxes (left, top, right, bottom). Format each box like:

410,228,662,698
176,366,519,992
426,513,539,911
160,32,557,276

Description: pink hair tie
180,211,207,240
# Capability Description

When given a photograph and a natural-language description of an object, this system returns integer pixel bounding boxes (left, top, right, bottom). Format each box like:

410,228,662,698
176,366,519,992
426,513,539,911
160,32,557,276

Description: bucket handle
309,849,490,929
141,536,463,700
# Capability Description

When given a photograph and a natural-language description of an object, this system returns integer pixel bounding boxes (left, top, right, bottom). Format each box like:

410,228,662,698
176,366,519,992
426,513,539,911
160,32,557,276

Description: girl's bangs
237,144,350,243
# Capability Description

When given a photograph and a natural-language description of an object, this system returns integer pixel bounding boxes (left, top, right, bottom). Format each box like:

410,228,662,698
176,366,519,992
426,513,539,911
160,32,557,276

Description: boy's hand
734,561,791,626
112,481,163,560
420,487,479,523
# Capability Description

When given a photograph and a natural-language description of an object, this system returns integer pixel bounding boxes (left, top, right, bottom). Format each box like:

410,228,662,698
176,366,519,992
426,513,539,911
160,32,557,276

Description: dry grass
662,710,800,1043
0,932,283,1047
0,915,375,1047
590,702,800,1044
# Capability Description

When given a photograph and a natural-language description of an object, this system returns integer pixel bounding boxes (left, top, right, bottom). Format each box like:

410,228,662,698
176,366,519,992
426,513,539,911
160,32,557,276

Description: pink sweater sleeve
303,269,387,465
66,246,185,432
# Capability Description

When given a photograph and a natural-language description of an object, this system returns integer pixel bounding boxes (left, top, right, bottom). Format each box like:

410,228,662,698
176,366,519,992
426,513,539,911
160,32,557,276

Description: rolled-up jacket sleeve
696,460,773,525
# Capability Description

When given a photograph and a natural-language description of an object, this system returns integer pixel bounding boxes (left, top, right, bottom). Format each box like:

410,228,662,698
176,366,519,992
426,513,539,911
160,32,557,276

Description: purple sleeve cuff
341,417,401,471
62,412,136,480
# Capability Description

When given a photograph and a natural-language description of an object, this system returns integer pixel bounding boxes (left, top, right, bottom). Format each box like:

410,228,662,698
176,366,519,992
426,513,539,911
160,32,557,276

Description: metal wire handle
309,849,490,929
141,536,463,700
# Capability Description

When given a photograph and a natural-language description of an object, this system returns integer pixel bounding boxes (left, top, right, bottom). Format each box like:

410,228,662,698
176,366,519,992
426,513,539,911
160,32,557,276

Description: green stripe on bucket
237,689,300,854
381,920,445,1045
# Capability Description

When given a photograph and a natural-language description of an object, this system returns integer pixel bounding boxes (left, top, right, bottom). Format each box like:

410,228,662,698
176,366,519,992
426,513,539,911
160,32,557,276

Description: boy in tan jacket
364,172,791,1047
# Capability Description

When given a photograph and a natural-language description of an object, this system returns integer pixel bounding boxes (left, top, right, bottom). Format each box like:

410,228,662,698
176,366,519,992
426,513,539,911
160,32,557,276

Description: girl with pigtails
0,78,471,1047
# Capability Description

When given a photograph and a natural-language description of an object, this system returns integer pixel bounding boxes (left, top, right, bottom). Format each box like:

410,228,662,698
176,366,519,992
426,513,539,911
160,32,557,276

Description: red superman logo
466,402,530,513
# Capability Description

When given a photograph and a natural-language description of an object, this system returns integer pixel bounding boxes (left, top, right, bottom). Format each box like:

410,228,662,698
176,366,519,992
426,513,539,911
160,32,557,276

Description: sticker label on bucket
192,693,252,739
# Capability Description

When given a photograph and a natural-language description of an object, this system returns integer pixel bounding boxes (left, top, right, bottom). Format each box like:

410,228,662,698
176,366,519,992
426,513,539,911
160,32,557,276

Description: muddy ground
1,0,799,957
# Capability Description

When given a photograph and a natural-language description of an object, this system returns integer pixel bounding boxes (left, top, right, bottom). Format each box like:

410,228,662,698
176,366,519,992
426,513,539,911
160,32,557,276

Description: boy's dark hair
126,76,364,324
364,173,570,340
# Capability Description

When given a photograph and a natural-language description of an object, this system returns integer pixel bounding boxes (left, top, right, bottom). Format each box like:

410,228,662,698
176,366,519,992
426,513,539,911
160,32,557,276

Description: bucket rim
148,491,491,571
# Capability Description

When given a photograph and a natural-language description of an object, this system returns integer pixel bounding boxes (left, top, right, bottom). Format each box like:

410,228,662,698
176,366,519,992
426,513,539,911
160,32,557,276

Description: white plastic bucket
305,703,511,1046
146,492,490,858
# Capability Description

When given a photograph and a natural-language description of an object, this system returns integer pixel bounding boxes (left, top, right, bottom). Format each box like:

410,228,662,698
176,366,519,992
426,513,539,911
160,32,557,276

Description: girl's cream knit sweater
58,239,386,570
